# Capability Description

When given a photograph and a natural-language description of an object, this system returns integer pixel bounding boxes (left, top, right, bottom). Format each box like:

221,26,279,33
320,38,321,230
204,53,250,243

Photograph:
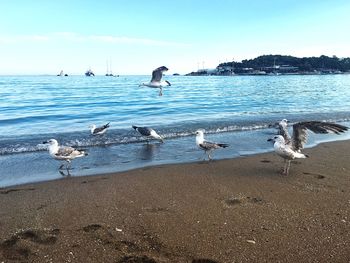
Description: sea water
1,74,350,187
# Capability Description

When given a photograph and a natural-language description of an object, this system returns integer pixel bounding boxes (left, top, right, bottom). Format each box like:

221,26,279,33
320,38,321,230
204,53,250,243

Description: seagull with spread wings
139,66,171,96
268,120,348,175
43,139,87,175
196,130,229,161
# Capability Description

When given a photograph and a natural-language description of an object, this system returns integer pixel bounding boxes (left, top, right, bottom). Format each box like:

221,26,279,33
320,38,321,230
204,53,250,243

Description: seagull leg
66,160,72,176
59,163,65,170
208,151,212,161
159,88,163,96
286,160,291,175
281,159,291,175
281,159,287,175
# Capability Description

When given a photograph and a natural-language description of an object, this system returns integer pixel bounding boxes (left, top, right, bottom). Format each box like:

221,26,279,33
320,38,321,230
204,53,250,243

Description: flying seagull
90,122,110,135
139,66,171,96
195,130,229,161
43,139,87,175
132,125,164,143
268,120,348,175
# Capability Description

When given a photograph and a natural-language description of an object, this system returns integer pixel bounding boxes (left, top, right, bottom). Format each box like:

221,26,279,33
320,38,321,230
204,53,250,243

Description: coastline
1,140,350,262
1,123,350,189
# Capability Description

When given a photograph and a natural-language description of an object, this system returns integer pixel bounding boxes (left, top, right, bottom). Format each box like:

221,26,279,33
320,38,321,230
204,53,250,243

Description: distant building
216,65,234,75
279,65,299,73
186,68,218,76
260,65,298,74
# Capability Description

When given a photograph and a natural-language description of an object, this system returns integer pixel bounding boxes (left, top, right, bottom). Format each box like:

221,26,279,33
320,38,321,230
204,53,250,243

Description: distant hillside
218,55,350,73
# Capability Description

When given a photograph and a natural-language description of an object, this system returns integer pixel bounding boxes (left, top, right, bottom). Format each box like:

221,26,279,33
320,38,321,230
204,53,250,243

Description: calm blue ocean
1,74,350,187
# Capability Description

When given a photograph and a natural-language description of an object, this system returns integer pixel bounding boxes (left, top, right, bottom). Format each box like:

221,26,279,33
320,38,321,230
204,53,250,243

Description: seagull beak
43,141,48,144
267,138,273,142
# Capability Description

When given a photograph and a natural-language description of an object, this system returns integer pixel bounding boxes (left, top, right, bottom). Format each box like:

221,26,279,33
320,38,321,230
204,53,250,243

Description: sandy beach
1,140,350,262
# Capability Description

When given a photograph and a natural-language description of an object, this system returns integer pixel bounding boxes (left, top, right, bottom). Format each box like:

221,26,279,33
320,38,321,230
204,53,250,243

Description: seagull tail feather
217,143,229,148
132,125,138,130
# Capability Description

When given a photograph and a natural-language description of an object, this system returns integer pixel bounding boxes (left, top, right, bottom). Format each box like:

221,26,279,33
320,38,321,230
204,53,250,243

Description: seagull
268,120,348,175
132,125,164,143
139,66,171,96
43,139,87,175
90,122,110,135
195,130,229,161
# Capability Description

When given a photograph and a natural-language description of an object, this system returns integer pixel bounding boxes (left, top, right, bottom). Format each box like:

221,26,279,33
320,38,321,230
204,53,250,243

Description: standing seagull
268,121,348,175
132,125,164,143
90,122,110,135
43,139,87,175
139,66,171,96
195,130,229,161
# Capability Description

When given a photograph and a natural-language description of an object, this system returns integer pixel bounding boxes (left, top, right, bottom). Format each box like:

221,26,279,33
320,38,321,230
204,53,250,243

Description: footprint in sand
81,177,109,184
0,228,60,260
303,172,326,179
224,196,264,208
224,197,242,206
81,224,116,245
0,188,36,195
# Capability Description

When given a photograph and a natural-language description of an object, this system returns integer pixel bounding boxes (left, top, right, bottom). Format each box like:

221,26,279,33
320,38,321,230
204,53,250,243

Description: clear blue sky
1,0,349,75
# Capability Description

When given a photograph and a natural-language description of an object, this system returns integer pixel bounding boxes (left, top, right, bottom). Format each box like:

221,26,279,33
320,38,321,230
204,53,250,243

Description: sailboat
57,70,68,76
105,59,116,76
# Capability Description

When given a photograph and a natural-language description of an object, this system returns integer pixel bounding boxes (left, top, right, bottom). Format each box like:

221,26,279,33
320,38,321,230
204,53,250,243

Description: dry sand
1,140,350,263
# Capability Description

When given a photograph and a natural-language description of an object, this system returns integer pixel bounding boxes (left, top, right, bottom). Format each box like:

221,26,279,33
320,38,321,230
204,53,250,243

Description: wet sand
1,140,350,262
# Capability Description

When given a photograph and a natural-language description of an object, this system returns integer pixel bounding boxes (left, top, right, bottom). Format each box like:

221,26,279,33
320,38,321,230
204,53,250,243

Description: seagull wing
93,127,105,134
292,121,348,151
137,127,152,136
151,66,168,82
93,122,110,134
278,123,291,143
56,146,76,157
199,140,228,151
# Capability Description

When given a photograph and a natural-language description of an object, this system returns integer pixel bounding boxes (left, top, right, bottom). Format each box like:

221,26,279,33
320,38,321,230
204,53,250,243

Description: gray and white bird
43,139,87,175
139,66,171,96
132,125,164,143
268,120,348,175
90,122,110,135
195,130,229,161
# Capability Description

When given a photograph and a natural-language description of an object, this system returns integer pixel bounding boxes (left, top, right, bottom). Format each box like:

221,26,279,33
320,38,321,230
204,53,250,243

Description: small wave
0,123,272,155
1,117,349,156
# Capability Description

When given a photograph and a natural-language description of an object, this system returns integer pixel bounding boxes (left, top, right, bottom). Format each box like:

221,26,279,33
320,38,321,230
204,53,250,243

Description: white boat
85,69,95,76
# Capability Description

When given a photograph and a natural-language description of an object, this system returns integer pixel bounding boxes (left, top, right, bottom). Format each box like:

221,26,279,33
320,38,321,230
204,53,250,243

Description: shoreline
1,126,350,189
1,140,350,262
